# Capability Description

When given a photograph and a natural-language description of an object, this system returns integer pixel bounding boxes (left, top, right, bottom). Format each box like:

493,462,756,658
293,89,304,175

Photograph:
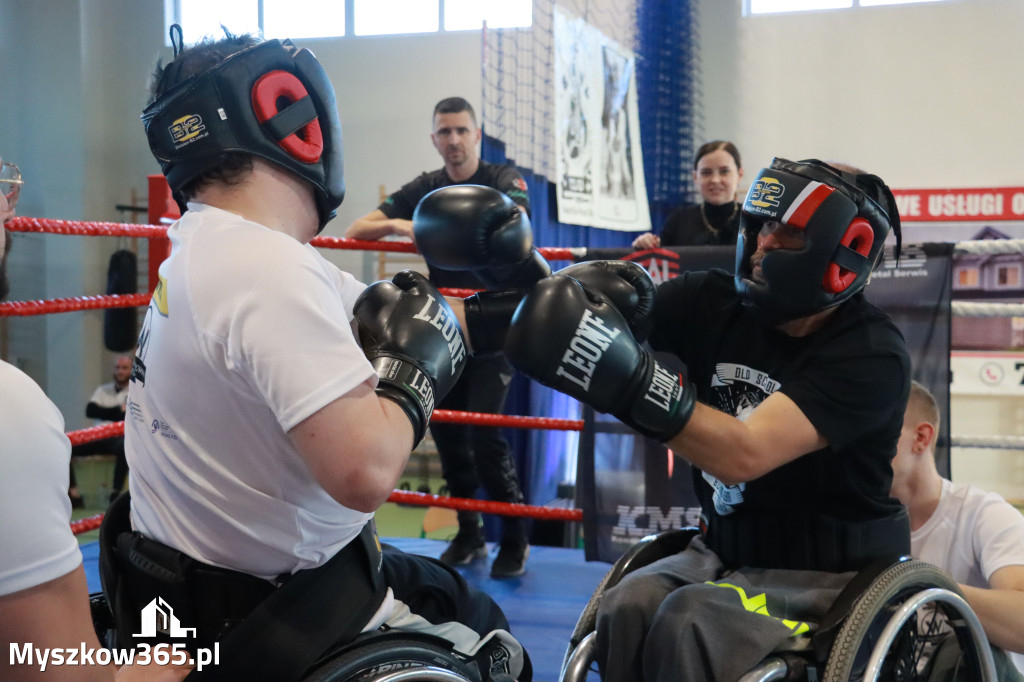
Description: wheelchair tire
303,636,480,682
823,559,985,682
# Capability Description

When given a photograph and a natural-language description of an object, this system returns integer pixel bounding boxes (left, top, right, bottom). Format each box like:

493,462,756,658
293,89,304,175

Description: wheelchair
559,528,997,682
91,493,516,682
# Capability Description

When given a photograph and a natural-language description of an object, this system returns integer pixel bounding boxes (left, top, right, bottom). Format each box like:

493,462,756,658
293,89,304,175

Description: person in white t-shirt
0,161,186,682
121,27,530,681
891,380,1024,679
69,354,132,506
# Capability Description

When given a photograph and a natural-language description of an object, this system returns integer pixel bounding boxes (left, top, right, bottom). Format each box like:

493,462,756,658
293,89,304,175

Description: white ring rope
953,238,1024,256
951,435,1024,451
952,301,1024,317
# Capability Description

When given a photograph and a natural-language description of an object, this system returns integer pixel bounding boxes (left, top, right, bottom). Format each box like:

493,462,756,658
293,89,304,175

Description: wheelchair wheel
823,559,991,682
303,635,480,682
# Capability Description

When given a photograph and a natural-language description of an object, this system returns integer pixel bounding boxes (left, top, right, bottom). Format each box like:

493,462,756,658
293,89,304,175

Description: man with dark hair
119,29,529,680
347,97,533,578
507,158,913,680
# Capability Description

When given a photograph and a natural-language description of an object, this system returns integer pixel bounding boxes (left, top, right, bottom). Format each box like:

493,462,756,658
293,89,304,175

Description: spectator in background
347,97,532,578
891,380,1024,679
633,140,744,250
69,354,131,507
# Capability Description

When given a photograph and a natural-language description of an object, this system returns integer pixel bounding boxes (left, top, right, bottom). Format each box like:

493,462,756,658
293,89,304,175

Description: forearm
959,583,1024,653
664,392,827,485
85,402,123,421
664,402,764,484
0,567,115,681
446,297,471,351
345,215,412,241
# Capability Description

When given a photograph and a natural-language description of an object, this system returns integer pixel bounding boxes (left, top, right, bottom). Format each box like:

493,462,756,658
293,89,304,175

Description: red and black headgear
734,158,901,323
142,30,344,233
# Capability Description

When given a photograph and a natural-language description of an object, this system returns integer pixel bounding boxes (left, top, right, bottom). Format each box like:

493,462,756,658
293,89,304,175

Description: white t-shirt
127,204,377,580
88,381,129,425
0,361,82,595
912,478,1024,672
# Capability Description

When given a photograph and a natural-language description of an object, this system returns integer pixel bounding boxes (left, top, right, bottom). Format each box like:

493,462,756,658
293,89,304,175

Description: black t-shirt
378,161,531,290
649,270,910,567
660,202,740,247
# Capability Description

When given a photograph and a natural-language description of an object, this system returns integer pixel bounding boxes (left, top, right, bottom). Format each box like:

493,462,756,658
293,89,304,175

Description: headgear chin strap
142,32,344,233
734,158,901,325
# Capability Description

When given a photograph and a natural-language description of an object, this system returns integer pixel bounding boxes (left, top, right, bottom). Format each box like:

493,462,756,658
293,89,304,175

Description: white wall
698,0,1024,187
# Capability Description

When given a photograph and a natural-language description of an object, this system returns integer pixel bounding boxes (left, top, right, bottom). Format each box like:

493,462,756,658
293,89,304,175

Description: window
748,0,943,14
957,268,979,287
443,0,532,31
353,0,438,36
750,0,851,13
167,0,531,44
264,0,345,40
996,264,1021,287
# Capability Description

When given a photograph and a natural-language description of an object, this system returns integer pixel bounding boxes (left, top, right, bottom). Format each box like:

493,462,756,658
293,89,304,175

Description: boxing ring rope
3,216,1022,533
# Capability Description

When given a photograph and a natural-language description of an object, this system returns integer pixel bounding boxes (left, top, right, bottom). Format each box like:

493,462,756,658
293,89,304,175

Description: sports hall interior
1,1,1022,679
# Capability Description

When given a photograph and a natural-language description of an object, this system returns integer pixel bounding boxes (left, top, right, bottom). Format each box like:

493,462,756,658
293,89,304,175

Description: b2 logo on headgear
169,114,206,147
749,177,785,209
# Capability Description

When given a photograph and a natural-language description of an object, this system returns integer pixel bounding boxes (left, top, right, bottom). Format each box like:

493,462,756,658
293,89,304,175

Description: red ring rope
7,216,578,261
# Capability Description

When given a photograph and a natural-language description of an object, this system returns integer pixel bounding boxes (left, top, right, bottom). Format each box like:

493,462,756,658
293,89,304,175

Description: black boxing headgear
734,158,901,324
142,27,344,233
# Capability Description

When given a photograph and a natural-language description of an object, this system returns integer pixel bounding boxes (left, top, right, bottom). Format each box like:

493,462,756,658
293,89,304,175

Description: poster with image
554,7,650,232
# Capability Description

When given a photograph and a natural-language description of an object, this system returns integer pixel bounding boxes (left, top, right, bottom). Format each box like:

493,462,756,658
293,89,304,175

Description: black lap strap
188,521,386,681
705,508,910,572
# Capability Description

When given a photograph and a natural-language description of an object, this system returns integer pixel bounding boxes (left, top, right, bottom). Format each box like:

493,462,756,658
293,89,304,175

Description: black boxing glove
413,184,551,289
354,270,468,445
505,276,695,442
555,260,656,342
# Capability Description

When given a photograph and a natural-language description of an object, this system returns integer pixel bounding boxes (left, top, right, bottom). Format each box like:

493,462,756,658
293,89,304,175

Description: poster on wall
553,6,650,232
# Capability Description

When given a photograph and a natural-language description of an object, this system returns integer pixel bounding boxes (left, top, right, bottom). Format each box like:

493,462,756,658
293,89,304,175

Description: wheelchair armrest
604,527,700,590
810,554,910,661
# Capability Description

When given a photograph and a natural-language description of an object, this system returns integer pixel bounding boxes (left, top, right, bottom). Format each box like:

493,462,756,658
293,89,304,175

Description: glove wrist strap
370,355,434,444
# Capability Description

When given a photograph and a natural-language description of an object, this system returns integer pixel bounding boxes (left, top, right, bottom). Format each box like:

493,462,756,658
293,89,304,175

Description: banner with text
893,187,1024,223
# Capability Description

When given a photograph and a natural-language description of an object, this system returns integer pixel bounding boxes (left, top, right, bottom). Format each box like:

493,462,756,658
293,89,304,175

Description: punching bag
103,249,138,352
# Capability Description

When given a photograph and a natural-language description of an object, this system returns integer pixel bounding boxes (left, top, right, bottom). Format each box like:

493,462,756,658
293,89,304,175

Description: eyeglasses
0,161,23,210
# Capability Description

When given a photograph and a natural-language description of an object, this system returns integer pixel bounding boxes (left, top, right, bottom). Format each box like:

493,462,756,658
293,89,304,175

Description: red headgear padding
822,218,874,294
251,70,324,163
